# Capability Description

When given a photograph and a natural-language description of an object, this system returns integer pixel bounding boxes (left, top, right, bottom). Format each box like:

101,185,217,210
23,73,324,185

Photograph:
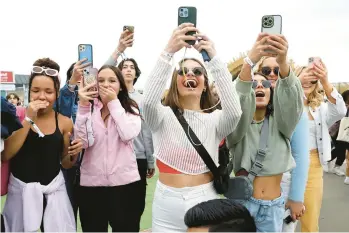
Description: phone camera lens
180,8,184,11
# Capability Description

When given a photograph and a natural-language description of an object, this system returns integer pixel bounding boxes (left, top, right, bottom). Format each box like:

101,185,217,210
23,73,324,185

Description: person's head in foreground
185,199,256,232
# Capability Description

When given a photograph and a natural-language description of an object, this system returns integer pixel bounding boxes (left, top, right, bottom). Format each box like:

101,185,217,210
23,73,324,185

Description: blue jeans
240,195,285,232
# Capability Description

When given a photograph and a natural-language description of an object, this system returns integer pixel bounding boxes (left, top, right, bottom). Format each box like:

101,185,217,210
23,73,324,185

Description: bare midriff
157,160,214,188
252,174,283,200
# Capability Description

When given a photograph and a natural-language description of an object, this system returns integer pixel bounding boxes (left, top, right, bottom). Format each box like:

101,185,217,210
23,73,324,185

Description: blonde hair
227,52,248,79
295,65,323,109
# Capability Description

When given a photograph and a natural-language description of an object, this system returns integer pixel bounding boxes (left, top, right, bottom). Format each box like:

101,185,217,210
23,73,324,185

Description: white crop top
308,120,318,150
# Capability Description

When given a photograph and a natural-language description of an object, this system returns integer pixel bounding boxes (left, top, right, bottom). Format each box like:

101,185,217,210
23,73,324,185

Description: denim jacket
56,84,78,123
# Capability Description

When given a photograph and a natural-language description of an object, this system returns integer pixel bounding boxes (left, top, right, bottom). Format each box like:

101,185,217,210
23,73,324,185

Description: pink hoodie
74,99,141,187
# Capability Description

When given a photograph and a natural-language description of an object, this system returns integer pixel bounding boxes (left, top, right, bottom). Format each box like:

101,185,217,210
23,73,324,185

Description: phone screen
78,44,93,67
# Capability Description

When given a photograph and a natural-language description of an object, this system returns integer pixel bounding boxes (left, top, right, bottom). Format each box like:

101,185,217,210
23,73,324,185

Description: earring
203,88,206,92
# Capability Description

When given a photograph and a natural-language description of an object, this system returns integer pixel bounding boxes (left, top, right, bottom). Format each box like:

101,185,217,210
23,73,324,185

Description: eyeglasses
252,80,272,89
261,67,279,76
177,67,205,77
32,66,59,77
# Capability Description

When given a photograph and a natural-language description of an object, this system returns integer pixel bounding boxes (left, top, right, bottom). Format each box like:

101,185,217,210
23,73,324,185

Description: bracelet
161,51,174,59
25,117,45,137
244,56,255,68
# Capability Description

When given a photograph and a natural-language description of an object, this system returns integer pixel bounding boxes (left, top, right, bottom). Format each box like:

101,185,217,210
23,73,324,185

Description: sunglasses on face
261,67,279,76
177,67,205,77
32,66,59,77
252,80,272,89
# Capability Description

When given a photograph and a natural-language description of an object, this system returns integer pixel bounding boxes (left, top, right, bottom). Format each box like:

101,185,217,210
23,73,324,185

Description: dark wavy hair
117,58,141,84
185,199,256,232
254,72,274,117
28,58,61,111
98,65,140,116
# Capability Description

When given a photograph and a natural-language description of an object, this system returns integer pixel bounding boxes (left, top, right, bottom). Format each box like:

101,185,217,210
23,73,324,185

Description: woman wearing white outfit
143,23,242,232
281,62,346,232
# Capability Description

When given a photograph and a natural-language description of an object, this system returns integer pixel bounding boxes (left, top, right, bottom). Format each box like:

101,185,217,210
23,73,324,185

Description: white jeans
281,172,298,232
152,180,218,232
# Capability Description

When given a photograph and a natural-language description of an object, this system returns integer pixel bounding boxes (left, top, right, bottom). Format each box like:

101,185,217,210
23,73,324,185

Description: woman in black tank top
1,58,83,232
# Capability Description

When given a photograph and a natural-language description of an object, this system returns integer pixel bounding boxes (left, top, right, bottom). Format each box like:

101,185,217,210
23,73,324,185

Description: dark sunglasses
32,66,59,77
252,80,272,89
261,67,279,76
177,67,205,77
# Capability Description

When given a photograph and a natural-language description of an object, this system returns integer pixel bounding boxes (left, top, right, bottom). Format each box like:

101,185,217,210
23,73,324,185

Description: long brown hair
163,58,216,113
98,65,140,116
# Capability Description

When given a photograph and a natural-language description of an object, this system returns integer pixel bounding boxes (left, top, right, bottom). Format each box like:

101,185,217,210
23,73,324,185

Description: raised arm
226,78,255,146
104,30,134,66
107,99,141,142
143,57,173,131
206,57,242,138
312,60,347,126
143,23,198,132
226,33,273,146
266,34,303,138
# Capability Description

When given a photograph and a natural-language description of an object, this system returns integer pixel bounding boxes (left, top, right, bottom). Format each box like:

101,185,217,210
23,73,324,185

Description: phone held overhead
178,6,210,62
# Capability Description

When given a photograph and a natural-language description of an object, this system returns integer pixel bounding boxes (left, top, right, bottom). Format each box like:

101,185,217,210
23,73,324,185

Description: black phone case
178,6,197,46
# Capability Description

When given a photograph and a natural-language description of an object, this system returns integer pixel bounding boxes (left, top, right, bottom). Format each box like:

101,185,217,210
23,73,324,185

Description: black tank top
11,112,63,185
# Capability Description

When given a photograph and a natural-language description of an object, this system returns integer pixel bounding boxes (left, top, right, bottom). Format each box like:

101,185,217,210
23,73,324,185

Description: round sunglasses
261,67,279,76
252,80,272,89
177,67,205,77
32,66,59,77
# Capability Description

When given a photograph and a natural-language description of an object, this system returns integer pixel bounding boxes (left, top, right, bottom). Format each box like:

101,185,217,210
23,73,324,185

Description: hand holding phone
165,23,197,54
122,26,134,48
308,57,322,67
194,34,216,62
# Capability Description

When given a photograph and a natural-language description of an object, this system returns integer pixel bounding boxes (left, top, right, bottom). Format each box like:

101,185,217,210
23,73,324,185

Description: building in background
1,71,29,106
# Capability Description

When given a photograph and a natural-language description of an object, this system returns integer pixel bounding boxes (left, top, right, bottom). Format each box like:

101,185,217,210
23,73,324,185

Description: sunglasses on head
261,67,279,76
32,66,59,77
252,80,272,89
177,67,205,77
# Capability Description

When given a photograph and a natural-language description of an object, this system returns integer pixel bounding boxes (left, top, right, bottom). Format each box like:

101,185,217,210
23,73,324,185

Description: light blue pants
240,194,286,232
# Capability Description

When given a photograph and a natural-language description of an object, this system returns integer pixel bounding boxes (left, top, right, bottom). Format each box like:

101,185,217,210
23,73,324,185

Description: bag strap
173,109,220,177
247,116,269,182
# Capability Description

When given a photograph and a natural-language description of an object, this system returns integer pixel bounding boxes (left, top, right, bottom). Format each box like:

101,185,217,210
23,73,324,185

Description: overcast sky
1,0,348,89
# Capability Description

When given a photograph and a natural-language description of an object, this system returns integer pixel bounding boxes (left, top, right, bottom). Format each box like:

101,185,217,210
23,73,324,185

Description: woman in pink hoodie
74,65,142,232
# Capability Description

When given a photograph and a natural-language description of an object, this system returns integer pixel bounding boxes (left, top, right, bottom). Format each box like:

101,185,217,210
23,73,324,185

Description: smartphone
78,44,93,67
83,67,99,98
123,25,134,34
261,15,282,55
261,15,282,34
178,6,197,46
308,57,321,67
284,209,293,224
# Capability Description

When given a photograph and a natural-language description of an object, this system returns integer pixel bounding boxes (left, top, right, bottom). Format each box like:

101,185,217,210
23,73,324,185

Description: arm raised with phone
143,23,198,131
